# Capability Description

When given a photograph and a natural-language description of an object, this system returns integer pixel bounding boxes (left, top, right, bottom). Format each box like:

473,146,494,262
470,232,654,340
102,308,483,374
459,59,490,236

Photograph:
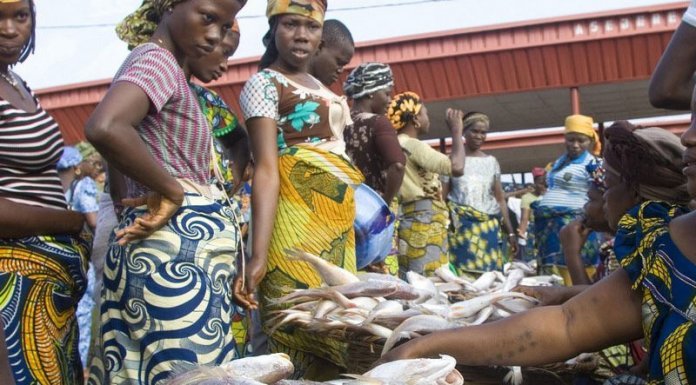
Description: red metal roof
36,2,688,145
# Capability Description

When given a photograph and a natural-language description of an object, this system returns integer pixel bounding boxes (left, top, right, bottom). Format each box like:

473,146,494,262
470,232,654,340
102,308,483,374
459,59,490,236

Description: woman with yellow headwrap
86,1,244,384
387,92,465,277
0,1,91,384
532,114,603,284
237,0,363,380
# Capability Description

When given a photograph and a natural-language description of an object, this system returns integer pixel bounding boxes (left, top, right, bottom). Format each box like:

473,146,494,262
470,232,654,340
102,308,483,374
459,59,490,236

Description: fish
313,299,339,319
406,271,441,303
471,271,497,291
503,261,536,275
449,291,538,320
271,287,357,308
363,355,464,385
166,354,294,385
434,265,478,291
220,353,294,384
364,300,404,324
503,366,523,385
381,315,453,355
501,269,526,292
286,249,360,286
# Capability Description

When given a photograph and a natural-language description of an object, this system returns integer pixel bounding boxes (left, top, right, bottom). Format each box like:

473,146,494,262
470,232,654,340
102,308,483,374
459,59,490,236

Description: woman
380,123,695,384
343,62,405,274
84,0,244,384
446,112,517,274
533,114,602,283
388,92,465,277
188,19,252,359
0,1,89,384
237,0,361,379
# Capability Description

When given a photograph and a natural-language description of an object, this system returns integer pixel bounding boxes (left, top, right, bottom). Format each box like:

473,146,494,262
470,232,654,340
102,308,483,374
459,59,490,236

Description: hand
445,108,465,134
233,255,266,310
232,274,258,310
115,189,183,246
507,234,518,255
559,219,590,259
512,285,569,306
365,262,389,274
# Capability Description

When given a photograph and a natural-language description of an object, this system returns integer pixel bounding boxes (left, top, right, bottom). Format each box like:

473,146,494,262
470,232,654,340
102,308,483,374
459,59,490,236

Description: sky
19,0,683,89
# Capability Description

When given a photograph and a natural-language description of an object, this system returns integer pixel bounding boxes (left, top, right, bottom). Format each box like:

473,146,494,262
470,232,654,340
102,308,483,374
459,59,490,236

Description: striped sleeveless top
0,88,67,210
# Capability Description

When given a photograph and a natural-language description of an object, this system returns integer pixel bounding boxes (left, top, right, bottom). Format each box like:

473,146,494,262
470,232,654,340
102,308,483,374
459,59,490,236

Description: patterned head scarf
463,112,490,131
604,123,689,205
57,146,83,171
387,92,422,130
565,114,602,156
116,0,187,49
585,158,606,192
266,0,327,24
343,62,393,100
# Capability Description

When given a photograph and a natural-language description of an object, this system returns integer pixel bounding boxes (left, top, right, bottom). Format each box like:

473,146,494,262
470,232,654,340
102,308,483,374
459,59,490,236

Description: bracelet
507,233,516,238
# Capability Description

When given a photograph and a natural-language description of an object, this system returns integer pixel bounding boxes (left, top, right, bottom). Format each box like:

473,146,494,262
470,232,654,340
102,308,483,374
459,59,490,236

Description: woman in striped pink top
85,1,246,384
0,1,89,384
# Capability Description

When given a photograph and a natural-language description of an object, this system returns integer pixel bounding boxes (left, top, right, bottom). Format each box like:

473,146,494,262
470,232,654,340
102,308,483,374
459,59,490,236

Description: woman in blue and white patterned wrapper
84,1,246,384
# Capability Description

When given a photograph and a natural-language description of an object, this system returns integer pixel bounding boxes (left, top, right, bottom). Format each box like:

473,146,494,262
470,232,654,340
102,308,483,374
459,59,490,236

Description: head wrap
585,158,606,192
565,114,601,156
57,146,83,171
74,141,98,160
531,167,546,178
0,0,22,3
116,0,186,49
387,92,422,131
463,112,490,131
266,0,327,24
604,124,689,206
343,62,393,100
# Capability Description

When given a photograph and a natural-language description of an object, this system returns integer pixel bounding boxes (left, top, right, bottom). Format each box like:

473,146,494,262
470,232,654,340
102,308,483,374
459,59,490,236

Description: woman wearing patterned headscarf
238,0,364,379
86,1,244,384
446,112,518,274
343,62,405,274
388,92,465,277
532,114,603,284
380,120,695,385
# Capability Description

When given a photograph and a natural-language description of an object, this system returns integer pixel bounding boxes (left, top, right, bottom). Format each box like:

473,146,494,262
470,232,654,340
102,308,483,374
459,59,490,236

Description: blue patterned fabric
0,234,88,385
66,177,99,214
532,202,600,270
89,192,239,385
448,202,504,273
614,201,695,385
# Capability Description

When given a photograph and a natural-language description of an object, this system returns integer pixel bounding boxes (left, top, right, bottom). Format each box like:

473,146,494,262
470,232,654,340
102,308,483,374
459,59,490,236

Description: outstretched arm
380,269,643,366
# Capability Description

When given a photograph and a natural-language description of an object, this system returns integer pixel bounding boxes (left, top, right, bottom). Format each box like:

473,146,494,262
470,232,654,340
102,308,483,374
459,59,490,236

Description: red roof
37,2,687,150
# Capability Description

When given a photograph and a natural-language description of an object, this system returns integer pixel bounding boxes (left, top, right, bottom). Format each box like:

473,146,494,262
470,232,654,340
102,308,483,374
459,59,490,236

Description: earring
167,7,173,13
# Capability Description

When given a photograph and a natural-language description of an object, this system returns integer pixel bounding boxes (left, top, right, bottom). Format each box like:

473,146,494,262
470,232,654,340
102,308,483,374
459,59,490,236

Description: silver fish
363,355,464,385
221,353,294,384
449,291,537,320
286,249,360,286
381,315,453,355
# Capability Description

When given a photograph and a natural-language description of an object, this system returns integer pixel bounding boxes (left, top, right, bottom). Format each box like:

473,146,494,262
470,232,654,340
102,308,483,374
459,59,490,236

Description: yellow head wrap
387,91,423,131
0,0,23,3
564,114,601,155
116,0,186,49
266,0,327,24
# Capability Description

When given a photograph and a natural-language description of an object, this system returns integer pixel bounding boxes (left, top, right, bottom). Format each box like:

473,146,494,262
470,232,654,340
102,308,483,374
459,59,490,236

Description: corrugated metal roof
36,2,686,145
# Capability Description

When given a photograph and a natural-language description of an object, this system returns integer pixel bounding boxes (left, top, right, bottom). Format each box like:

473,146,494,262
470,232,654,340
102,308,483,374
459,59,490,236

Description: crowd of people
0,0,693,384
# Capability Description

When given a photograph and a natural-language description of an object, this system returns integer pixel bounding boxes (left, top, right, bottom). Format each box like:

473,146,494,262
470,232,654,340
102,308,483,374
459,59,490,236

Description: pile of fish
267,250,561,357
166,352,464,385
